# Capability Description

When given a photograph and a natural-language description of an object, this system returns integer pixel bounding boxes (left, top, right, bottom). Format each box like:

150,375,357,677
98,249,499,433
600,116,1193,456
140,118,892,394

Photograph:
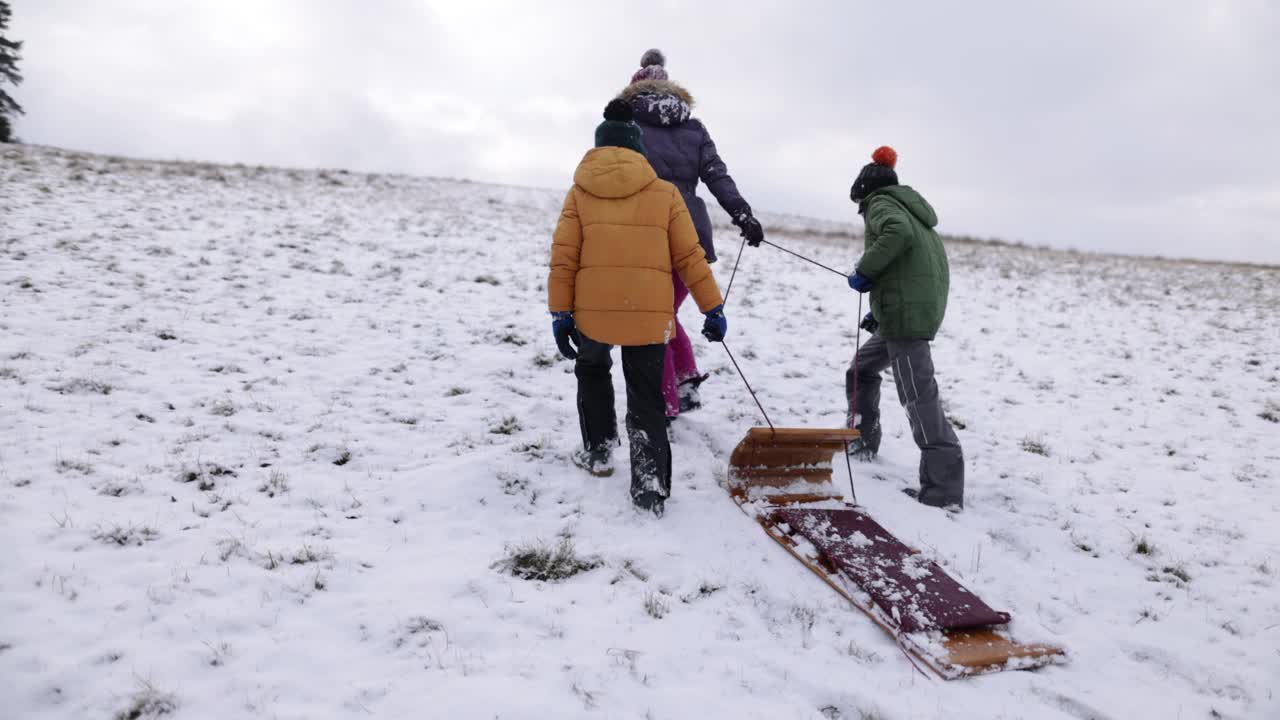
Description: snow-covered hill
2,144,1278,720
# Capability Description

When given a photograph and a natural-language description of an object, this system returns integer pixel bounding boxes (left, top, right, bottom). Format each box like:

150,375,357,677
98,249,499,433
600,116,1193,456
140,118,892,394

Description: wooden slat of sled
757,492,845,505
729,427,860,495
727,479,843,506
731,465,838,480
740,427,863,442
733,445,837,463
941,630,1064,671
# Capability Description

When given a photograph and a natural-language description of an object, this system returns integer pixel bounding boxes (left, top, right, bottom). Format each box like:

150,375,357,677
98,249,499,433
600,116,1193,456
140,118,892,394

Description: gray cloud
11,0,1279,263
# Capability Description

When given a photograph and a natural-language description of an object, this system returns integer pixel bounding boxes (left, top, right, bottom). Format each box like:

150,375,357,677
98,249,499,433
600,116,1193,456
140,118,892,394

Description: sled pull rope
760,239,850,278
844,292,863,505
722,235,748,306
718,235,775,433
842,439,857,505
721,341,774,433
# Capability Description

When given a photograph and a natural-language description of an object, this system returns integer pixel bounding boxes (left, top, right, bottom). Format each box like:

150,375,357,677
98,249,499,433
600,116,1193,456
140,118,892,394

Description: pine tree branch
0,88,22,115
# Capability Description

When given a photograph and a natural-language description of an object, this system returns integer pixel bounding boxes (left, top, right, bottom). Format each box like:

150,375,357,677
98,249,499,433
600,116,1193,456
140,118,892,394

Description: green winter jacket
855,185,950,340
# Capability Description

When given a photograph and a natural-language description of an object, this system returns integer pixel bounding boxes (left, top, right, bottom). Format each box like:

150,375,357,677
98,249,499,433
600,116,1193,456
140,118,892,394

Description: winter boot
677,388,701,413
571,447,614,478
632,491,666,517
845,421,882,461
677,373,709,413
903,486,962,512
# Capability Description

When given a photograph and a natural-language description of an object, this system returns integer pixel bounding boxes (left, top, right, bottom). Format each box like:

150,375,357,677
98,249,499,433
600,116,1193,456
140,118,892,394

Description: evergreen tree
0,0,24,142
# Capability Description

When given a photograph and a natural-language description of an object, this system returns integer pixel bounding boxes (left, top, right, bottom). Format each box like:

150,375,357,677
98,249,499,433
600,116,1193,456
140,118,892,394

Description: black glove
551,312,580,360
859,312,879,335
733,213,765,248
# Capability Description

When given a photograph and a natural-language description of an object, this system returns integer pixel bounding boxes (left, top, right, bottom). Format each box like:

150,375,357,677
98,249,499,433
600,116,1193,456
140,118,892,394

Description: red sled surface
727,427,1066,679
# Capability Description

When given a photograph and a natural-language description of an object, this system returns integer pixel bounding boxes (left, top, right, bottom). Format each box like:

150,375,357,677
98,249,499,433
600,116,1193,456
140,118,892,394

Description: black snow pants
846,334,965,508
575,335,672,501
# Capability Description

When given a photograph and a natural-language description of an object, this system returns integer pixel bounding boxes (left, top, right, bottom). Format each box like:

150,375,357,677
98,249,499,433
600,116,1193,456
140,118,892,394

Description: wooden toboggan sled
727,426,1066,679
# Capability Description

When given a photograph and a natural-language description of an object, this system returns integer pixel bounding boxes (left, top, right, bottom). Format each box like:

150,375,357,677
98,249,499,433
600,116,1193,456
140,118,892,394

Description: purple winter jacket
621,79,751,263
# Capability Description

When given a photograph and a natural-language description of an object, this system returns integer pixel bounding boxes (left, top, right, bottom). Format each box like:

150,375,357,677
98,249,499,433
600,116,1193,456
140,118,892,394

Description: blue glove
701,304,728,342
848,271,874,293
551,311,579,360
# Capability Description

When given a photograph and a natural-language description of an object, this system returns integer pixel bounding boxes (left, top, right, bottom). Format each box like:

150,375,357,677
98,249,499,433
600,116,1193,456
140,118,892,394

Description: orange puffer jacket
548,147,722,347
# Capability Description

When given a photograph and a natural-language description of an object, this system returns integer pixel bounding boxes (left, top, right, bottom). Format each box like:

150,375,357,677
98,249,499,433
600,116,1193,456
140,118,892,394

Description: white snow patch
1,144,1278,720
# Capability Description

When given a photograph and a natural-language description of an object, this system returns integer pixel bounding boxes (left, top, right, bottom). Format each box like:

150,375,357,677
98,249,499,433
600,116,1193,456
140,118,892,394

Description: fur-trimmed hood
620,79,695,127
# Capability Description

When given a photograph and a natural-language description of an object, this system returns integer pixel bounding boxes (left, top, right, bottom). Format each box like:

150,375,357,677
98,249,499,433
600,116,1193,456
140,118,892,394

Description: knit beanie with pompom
630,48,669,84
850,145,900,205
594,99,646,155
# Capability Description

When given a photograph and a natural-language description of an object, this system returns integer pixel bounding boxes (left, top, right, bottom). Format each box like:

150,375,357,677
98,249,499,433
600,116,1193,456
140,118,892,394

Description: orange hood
573,147,657,199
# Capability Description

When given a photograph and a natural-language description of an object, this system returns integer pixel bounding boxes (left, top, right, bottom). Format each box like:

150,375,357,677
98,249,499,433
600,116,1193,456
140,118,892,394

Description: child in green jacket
846,146,965,510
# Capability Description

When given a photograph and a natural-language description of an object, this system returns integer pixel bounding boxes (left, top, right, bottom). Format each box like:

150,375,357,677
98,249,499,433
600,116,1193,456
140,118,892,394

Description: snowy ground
2,144,1278,720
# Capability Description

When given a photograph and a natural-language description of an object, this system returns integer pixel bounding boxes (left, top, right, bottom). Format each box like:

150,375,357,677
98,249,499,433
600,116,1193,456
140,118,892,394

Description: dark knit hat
850,145,899,204
594,99,646,155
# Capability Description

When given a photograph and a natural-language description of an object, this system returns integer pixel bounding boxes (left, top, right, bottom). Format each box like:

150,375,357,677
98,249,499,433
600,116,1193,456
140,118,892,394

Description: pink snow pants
662,272,700,417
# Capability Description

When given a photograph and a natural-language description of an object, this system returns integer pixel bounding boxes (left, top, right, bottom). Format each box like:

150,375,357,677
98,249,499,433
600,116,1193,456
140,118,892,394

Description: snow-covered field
2,144,1278,720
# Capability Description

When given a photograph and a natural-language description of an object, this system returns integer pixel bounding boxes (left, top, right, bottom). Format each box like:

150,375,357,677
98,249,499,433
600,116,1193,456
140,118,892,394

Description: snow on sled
727,427,1066,679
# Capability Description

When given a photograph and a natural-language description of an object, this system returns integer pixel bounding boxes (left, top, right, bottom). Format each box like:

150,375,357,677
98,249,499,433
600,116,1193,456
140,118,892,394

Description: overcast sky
11,1,1280,263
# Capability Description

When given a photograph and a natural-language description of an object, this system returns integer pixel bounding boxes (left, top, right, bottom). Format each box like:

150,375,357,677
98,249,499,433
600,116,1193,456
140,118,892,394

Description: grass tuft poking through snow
495,539,602,582
48,377,113,395
92,524,159,547
1134,536,1155,555
643,591,670,619
113,683,177,720
490,416,521,435
1161,565,1192,584
1260,399,1280,423
257,470,289,497
1019,436,1051,456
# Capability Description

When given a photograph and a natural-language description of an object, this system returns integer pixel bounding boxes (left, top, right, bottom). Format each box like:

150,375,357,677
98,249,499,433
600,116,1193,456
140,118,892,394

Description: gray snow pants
846,334,965,508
